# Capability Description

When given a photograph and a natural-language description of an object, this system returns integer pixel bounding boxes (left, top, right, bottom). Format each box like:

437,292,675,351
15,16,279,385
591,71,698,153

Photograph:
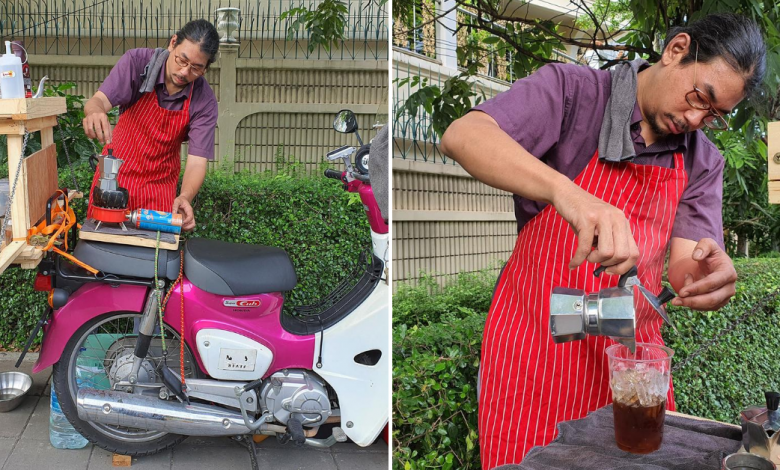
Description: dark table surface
498,405,743,470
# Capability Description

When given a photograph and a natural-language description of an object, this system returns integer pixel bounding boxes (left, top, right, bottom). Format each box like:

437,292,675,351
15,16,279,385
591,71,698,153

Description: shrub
393,315,484,470
392,270,497,327
193,169,370,310
664,258,780,423
393,259,780,469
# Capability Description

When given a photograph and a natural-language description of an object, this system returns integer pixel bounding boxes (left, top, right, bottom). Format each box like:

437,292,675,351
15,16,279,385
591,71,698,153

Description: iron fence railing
393,61,444,163
0,0,387,60
391,0,435,59
393,60,504,164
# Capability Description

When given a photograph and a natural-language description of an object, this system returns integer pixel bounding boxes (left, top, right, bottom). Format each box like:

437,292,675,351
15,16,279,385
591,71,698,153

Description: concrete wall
392,44,516,288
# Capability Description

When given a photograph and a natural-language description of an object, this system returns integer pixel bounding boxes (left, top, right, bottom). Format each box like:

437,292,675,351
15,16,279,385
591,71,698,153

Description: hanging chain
671,285,780,373
55,119,80,193
1,131,32,241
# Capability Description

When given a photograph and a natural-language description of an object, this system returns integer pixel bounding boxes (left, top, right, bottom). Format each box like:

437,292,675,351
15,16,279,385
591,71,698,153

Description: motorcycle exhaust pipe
77,388,253,436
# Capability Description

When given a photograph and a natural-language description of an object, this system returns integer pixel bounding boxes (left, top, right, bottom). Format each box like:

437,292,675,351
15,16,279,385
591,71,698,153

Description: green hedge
666,258,780,423
0,162,369,349
393,259,780,470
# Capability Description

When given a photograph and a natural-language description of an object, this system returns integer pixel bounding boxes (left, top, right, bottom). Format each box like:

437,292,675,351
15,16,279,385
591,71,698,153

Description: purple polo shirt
474,62,725,246
98,48,217,160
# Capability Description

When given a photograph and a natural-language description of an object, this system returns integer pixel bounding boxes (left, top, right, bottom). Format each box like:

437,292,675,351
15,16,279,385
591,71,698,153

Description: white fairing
313,273,389,446
196,329,274,380
371,230,389,266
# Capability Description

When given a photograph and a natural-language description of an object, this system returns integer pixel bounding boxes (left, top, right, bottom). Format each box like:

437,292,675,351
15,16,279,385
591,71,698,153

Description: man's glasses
174,54,206,76
685,42,729,131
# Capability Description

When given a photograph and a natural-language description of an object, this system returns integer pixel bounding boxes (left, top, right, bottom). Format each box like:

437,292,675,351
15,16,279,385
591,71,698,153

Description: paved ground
0,352,388,470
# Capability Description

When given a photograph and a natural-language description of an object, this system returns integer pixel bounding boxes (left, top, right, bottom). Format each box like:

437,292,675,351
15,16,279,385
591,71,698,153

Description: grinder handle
766,391,780,411
656,286,676,305
593,265,638,288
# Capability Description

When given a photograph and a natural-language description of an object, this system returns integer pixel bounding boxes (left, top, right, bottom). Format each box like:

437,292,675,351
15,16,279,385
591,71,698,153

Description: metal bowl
722,452,777,470
0,371,32,413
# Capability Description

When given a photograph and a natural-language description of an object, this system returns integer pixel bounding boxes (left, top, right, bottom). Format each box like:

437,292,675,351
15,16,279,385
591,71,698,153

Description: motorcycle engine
259,370,331,426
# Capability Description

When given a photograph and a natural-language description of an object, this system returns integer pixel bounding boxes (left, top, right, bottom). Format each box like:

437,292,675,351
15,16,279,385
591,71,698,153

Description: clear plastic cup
606,342,674,454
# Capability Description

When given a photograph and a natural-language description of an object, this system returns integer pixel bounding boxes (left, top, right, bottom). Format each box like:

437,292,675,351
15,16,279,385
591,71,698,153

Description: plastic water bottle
49,383,88,449
0,41,24,99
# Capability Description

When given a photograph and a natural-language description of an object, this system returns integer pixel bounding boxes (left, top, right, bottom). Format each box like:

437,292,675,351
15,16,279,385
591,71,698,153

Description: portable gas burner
91,149,129,231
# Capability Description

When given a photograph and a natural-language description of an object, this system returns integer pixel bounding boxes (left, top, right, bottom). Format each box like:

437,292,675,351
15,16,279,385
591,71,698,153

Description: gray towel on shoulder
369,125,389,221
139,48,169,93
598,59,647,163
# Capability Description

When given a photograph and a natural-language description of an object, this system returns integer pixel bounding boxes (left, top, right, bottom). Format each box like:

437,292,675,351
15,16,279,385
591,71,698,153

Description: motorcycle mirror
333,110,358,134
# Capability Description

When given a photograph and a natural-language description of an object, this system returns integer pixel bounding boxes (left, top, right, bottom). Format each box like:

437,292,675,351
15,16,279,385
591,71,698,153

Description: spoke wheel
53,311,199,456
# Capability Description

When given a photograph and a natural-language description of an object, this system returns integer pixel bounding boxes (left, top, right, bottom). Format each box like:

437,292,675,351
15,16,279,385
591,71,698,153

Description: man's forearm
179,155,208,202
84,91,113,116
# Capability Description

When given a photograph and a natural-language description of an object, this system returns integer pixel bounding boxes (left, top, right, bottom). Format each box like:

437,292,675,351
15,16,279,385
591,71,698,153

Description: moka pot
550,266,677,353
741,392,780,464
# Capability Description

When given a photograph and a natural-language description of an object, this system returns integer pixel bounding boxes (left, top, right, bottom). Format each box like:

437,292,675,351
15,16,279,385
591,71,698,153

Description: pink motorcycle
17,110,389,459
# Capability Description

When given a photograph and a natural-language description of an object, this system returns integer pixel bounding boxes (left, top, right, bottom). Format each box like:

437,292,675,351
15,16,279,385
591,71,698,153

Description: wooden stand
0,98,70,275
769,122,780,204
112,454,132,467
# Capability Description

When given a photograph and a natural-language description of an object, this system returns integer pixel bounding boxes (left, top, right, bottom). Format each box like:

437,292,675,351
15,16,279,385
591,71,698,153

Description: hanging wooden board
24,144,58,228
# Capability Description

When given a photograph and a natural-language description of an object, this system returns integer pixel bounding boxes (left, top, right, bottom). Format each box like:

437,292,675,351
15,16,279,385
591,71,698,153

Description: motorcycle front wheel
53,311,199,456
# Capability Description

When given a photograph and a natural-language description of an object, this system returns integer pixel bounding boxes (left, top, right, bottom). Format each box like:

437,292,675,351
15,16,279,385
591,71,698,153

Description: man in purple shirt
441,13,766,468
82,19,219,231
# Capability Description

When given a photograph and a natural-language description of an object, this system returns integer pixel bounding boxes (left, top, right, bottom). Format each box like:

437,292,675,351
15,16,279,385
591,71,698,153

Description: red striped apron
87,84,193,216
478,149,688,469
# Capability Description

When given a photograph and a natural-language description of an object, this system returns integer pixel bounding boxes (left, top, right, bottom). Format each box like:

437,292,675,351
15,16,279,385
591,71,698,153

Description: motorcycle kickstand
231,435,260,470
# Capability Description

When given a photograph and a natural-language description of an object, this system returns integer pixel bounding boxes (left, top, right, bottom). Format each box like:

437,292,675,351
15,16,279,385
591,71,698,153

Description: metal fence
392,60,506,164
391,0,435,59
0,0,387,59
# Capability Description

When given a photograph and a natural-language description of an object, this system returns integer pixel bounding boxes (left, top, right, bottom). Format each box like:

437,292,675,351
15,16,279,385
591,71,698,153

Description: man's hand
669,238,736,311
83,111,112,144
552,183,639,275
83,91,114,144
172,196,196,232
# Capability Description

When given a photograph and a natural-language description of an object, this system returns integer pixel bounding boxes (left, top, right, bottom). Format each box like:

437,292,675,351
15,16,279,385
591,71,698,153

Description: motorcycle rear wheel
53,311,200,456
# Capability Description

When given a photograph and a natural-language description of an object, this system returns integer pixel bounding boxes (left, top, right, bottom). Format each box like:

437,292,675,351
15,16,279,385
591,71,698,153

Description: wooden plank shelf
79,219,180,251
0,97,66,120
0,98,67,275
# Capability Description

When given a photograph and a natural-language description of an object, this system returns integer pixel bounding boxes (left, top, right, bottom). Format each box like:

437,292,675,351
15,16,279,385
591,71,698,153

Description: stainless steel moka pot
741,392,780,464
550,266,677,353
97,149,124,192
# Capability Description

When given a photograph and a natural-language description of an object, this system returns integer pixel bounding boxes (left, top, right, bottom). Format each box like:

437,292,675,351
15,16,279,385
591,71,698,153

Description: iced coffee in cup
606,343,674,454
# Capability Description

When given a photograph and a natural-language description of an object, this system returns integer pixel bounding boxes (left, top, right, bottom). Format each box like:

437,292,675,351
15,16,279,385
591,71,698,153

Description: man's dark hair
174,19,220,66
664,13,766,97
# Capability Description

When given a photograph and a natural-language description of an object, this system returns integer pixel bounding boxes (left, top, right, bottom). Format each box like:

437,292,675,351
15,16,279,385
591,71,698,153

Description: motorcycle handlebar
324,169,343,180
353,173,370,183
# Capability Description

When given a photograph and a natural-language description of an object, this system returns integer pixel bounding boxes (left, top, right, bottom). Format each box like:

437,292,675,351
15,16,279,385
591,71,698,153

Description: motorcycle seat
184,238,297,295
72,240,181,280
